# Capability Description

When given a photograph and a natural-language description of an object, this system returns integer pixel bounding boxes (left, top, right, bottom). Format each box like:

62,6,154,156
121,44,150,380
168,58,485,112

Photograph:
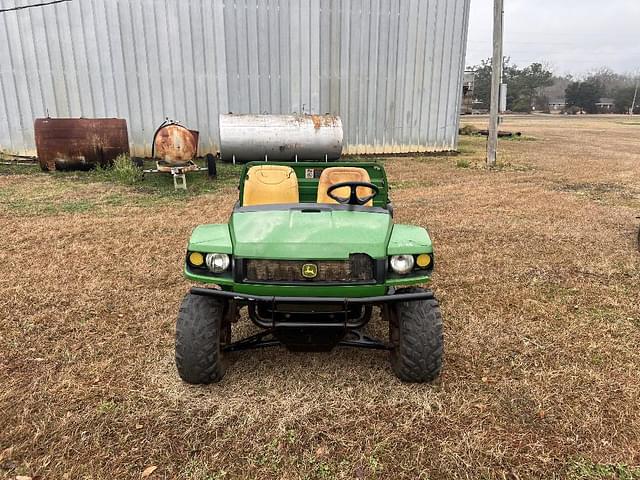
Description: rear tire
175,293,228,384
205,153,217,178
387,287,443,383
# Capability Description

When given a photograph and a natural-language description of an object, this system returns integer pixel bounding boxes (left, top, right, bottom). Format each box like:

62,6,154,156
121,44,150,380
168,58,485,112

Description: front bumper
191,286,434,330
190,286,433,305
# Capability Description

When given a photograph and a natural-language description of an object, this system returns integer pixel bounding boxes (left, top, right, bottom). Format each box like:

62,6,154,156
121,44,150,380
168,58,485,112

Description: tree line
469,60,639,114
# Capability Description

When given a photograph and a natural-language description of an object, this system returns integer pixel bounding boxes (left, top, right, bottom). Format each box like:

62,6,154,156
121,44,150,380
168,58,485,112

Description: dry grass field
1,115,639,479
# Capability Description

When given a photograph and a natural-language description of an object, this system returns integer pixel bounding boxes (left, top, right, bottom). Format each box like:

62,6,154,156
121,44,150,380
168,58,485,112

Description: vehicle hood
231,208,392,259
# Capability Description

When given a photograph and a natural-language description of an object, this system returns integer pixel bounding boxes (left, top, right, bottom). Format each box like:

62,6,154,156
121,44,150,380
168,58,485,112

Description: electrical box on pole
499,83,508,114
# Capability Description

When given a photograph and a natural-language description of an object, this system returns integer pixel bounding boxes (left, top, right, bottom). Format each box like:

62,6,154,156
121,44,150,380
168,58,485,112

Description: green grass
182,460,228,480
457,135,485,152
458,124,480,136
0,162,40,175
0,181,97,217
91,156,241,195
0,194,170,217
0,155,243,197
567,458,640,479
497,162,535,171
390,179,435,190
58,200,95,213
503,134,537,141
132,161,242,195
96,154,143,185
456,158,470,168
97,400,118,414
0,160,243,216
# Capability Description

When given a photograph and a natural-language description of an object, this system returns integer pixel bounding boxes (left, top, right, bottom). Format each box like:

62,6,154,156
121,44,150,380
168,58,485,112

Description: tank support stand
171,168,188,190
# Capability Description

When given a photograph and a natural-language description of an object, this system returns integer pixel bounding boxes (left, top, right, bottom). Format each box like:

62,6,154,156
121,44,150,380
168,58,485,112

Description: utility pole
631,76,639,116
487,0,504,167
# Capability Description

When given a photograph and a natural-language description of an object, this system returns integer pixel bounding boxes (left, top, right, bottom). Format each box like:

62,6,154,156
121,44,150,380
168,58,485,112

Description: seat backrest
316,167,374,207
243,165,299,206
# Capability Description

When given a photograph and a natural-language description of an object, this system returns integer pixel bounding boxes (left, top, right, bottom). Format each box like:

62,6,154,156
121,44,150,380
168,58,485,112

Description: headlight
390,254,414,275
205,253,230,273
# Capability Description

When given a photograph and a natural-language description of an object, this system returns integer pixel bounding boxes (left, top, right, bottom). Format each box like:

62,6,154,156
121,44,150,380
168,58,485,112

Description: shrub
459,124,479,136
109,154,143,185
456,158,470,168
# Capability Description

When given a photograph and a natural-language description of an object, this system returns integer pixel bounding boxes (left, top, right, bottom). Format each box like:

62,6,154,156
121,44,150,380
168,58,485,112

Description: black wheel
132,157,144,168
205,153,217,178
387,287,443,383
175,293,230,384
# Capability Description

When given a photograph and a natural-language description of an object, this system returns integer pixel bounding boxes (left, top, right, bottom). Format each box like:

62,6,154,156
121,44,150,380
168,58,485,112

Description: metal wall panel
0,0,470,156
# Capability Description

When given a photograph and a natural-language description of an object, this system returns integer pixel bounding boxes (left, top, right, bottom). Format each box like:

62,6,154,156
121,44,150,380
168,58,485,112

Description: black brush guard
190,287,433,352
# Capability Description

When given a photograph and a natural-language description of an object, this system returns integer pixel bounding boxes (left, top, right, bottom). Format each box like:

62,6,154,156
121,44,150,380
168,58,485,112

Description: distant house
461,71,475,115
596,98,615,112
548,98,566,113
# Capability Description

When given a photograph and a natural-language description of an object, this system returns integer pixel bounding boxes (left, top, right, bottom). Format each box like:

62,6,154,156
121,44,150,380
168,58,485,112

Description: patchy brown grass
1,115,639,479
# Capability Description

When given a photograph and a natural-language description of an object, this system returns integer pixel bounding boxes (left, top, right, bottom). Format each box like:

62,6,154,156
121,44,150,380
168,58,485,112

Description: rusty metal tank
34,118,129,171
219,114,343,162
152,121,199,166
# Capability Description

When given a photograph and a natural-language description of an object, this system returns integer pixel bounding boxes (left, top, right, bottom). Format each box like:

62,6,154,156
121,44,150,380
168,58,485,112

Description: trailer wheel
206,153,217,178
175,293,228,384
387,287,443,383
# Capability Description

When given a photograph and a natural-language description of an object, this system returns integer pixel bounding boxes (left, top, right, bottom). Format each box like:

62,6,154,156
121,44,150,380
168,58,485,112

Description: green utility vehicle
176,162,443,383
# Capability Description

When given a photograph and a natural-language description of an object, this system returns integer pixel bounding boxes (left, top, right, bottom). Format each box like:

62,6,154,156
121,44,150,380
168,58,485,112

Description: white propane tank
219,114,343,162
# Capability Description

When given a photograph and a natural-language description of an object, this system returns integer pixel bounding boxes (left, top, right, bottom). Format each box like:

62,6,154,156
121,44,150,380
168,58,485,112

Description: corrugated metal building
0,0,470,156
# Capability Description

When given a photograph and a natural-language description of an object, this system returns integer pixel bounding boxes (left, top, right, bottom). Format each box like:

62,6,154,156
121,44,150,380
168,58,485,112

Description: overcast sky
465,0,640,77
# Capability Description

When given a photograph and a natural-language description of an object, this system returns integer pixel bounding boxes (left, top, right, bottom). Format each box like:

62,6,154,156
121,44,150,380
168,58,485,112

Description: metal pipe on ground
477,129,521,138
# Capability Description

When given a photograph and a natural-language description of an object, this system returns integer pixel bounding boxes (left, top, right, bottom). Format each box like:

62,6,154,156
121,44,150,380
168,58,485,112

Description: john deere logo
302,263,318,278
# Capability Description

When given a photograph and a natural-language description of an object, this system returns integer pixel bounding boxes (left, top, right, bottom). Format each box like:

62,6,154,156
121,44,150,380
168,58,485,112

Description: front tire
387,288,443,383
175,293,228,384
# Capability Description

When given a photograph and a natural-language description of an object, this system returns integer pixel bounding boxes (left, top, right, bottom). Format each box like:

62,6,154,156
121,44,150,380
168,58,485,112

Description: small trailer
143,120,216,190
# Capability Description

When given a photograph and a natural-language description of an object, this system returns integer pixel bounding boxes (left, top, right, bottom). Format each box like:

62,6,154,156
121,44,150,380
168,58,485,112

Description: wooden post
487,0,504,167
631,77,638,116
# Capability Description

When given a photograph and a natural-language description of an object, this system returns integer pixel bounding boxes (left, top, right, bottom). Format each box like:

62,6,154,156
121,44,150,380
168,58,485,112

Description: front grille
244,254,374,283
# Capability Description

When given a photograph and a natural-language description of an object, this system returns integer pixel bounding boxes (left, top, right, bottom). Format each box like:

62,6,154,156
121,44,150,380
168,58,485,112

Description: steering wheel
326,181,379,206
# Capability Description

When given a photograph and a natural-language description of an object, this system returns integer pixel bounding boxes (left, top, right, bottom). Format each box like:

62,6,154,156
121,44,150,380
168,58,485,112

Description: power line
0,0,71,13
